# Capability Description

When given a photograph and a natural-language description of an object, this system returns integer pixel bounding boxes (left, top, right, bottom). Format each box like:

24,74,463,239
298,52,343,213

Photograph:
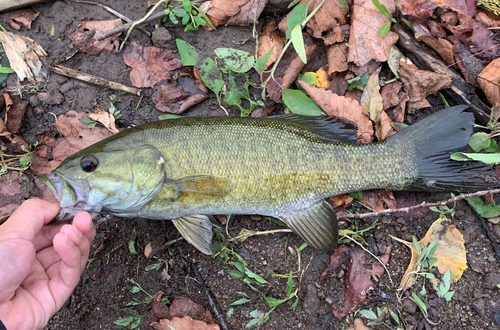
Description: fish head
40,143,166,220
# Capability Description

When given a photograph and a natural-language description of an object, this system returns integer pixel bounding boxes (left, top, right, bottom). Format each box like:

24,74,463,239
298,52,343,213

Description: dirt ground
1,0,500,329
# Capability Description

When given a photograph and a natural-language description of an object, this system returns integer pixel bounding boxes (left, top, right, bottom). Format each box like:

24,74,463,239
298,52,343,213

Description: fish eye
80,156,99,172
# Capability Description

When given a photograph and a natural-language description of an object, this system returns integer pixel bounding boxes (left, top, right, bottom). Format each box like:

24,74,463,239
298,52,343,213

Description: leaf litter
66,18,122,56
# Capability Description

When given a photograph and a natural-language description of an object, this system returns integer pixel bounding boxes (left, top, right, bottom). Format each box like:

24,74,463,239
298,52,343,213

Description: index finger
0,198,60,241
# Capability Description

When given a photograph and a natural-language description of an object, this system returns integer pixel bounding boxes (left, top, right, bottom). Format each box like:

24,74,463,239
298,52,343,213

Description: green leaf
230,298,250,305
169,11,178,24
291,296,299,308
412,292,427,315
287,0,301,8
291,24,306,64
199,57,224,94
194,16,206,26
296,242,308,253
182,13,190,25
450,152,500,165
282,89,325,116
347,74,370,91
130,317,141,329
245,268,267,284
114,316,133,326
249,310,259,318
159,114,183,120
176,39,199,66
468,132,493,152
265,296,287,307
79,117,95,124
245,318,260,328
371,0,391,17
172,7,186,17
255,46,274,72
358,309,378,320
226,270,245,278
444,291,454,302
0,56,12,84
388,308,400,324
227,307,234,318
466,196,500,218
183,0,192,12
214,48,255,73
128,228,138,255
401,17,414,31
19,156,30,169
0,66,14,74
287,271,294,296
379,22,391,36
286,2,310,39
145,263,161,271
129,286,141,293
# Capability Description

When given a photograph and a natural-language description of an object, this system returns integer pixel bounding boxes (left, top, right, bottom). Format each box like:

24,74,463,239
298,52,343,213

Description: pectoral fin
172,215,213,255
280,201,338,250
169,175,231,197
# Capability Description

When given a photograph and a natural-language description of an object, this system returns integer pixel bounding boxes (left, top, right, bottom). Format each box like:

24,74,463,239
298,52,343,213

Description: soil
1,1,500,330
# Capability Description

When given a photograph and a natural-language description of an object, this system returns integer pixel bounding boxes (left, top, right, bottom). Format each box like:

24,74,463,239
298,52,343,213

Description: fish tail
388,105,499,192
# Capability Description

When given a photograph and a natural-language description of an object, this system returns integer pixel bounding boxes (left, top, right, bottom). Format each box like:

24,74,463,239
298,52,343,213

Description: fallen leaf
265,33,319,102
474,9,500,29
418,36,454,65
326,194,353,208
226,0,269,26
300,68,349,95
398,58,452,112
478,55,500,109
66,19,121,56
279,0,348,45
152,67,208,114
206,0,252,27
347,0,399,67
359,189,396,211
0,31,47,84
124,41,182,88
151,316,220,330
250,104,276,117
380,81,403,110
320,245,392,319
7,9,38,30
390,217,467,293
360,68,384,140
347,319,373,330
3,92,28,134
88,110,119,134
257,20,285,70
0,171,23,219
299,80,374,143
392,192,429,221
152,291,170,320
326,43,348,73
379,110,396,140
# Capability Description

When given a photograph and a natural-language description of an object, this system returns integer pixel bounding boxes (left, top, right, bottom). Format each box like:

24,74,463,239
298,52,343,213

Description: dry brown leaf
347,319,373,330
390,217,467,293
265,33,319,102
347,0,399,67
478,57,500,107
278,0,347,45
300,80,374,143
226,0,268,26
257,20,285,71
66,19,121,56
123,41,182,88
205,0,251,27
360,68,383,140
0,31,47,84
326,194,353,208
0,171,23,219
7,9,38,30
320,245,392,319
326,43,348,74
88,110,119,134
398,58,452,113
474,9,500,28
359,189,396,211
3,92,28,134
418,36,454,64
152,75,207,114
379,110,396,140
151,316,220,330
380,81,402,110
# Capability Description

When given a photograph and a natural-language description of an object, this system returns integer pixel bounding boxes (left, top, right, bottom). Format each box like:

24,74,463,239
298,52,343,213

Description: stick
471,205,500,262
191,262,229,330
0,0,51,13
72,0,150,36
393,24,491,125
96,11,165,41
338,188,500,219
49,65,141,96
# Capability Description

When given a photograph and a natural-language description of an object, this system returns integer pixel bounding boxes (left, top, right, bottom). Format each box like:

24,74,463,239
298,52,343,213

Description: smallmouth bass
41,105,498,254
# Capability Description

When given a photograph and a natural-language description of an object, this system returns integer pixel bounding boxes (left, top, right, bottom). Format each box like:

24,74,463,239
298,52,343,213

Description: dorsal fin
271,114,358,144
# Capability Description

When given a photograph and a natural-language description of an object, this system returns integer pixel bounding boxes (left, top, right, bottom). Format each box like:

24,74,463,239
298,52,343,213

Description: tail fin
387,105,499,192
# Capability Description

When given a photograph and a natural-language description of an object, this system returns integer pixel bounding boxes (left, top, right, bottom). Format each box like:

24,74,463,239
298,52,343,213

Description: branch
338,188,500,219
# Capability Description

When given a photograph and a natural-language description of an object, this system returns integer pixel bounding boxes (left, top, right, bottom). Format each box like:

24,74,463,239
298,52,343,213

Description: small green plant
358,307,403,329
497,284,500,289
434,270,455,302
371,0,397,35
0,142,39,178
226,253,268,291
109,102,122,119
113,309,143,329
128,228,139,255
347,74,370,91
162,0,214,31
429,194,456,218
145,257,167,271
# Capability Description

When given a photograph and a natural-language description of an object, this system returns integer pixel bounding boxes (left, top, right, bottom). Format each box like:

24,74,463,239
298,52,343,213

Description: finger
37,245,60,271
49,232,82,310
1,199,60,241
33,222,68,251
72,212,96,242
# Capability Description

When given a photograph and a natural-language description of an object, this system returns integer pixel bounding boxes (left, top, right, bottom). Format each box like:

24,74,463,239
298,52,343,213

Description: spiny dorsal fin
172,215,213,255
271,114,358,144
280,200,338,250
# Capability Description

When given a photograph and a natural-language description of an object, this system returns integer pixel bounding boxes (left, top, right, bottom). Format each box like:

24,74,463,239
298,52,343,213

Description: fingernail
65,233,74,246
72,225,83,238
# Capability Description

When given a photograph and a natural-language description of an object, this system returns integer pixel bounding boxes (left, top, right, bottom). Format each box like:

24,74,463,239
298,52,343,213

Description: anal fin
280,201,338,250
172,215,213,255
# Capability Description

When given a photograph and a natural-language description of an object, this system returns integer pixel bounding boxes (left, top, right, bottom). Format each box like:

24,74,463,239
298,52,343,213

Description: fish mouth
40,172,91,221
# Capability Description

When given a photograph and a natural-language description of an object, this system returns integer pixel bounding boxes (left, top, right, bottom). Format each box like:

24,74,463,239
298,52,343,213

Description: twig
96,11,165,41
49,65,141,96
470,205,500,262
191,262,229,330
338,188,500,219
72,0,151,35
341,234,394,287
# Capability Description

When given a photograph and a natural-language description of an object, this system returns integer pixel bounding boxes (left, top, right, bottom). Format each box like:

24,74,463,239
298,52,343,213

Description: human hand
0,198,96,330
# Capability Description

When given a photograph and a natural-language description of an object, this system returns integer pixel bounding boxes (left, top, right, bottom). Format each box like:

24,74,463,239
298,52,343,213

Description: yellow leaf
300,67,329,89
390,217,467,292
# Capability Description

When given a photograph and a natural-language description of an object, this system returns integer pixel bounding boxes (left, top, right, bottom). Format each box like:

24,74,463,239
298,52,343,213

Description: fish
40,105,499,254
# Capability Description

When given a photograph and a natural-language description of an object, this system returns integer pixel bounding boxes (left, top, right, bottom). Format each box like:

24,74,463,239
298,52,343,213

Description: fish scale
41,106,499,254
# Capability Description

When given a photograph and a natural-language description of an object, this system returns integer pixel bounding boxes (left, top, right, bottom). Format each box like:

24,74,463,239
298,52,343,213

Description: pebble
55,75,69,85
402,299,417,314
32,106,45,117
493,225,500,240
472,298,485,317
60,81,76,95
302,284,320,324
151,27,176,49
29,95,40,107
311,253,330,271
455,209,465,218
37,92,64,105
483,272,500,289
